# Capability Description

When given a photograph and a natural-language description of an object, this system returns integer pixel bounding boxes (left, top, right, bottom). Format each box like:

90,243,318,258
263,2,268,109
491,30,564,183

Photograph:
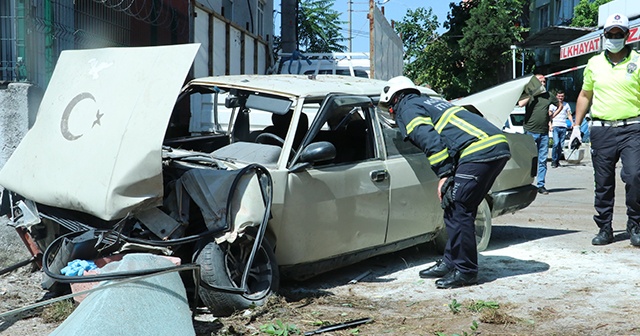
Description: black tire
195,233,279,316
434,198,492,252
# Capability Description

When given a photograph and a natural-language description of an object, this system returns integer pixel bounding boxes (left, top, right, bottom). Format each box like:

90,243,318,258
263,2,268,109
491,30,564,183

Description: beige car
0,45,537,316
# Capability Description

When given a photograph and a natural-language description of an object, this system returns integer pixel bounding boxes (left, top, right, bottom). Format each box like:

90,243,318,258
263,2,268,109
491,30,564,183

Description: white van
277,52,371,78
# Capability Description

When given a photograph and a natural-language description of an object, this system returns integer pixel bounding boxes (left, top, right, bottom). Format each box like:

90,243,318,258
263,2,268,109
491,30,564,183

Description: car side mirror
289,141,336,172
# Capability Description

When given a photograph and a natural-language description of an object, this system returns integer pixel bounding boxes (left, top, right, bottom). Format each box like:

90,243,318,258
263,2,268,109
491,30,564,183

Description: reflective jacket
393,93,511,178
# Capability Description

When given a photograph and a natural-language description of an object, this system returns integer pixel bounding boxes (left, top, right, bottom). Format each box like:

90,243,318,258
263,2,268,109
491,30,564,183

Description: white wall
598,0,640,28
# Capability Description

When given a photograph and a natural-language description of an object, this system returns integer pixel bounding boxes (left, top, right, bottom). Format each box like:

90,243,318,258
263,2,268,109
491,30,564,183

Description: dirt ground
2,144,640,335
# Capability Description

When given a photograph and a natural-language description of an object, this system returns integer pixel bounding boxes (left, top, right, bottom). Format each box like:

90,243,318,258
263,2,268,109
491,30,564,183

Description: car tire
194,232,279,316
434,198,492,253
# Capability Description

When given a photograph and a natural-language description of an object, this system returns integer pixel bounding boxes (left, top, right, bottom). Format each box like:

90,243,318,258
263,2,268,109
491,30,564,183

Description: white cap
604,13,629,32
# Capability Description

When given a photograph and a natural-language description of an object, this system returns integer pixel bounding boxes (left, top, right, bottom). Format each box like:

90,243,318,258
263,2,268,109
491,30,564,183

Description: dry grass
40,299,76,323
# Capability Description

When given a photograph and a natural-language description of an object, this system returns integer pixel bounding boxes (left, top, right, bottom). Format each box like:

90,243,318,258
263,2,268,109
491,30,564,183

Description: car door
276,95,389,266
376,116,444,244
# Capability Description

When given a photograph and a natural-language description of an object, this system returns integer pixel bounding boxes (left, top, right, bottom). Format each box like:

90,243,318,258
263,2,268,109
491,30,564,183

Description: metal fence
0,0,189,88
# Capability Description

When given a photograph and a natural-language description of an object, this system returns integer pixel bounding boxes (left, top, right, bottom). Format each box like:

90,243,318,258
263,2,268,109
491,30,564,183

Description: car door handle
370,169,388,182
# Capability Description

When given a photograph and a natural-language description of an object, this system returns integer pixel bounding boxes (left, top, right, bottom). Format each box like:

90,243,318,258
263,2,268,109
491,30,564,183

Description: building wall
597,0,640,26
0,83,41,170
196,0,273,42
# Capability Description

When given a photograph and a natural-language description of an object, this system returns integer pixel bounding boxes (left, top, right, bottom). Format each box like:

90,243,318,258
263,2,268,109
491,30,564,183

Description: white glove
569,127,582,148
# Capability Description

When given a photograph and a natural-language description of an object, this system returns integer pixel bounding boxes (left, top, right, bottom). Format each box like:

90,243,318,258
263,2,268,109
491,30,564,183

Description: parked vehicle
503,106,526,134
276,52,371,78
0,45,538,316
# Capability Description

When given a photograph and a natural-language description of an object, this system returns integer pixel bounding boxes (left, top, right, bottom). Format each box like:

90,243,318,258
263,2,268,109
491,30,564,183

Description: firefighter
378,76,511,289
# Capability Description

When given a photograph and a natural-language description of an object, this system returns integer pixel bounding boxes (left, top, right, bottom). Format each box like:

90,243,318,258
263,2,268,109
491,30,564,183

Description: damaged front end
1,158,275,317
0,44,279,317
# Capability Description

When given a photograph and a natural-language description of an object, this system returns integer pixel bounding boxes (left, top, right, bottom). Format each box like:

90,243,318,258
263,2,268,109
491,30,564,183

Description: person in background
549,90,572,168
518,74,558,195
571,13,640,246
378,76,510,289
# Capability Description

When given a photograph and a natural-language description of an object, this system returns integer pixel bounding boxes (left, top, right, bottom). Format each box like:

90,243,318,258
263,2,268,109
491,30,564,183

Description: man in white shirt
549,90,572,168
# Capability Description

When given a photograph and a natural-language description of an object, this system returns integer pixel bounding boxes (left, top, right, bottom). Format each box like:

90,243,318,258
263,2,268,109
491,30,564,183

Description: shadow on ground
477,255,549,284
280,225,574,301
487,225,580,251
545,187,585,193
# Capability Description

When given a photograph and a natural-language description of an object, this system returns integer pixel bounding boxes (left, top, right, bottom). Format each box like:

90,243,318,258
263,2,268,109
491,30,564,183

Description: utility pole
510,45,516,79
348,0,352,52
281,0,297,53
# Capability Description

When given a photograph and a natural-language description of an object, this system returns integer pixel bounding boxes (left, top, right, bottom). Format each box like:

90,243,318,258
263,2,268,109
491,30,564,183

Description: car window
381,124,422,157
510,113,525,126
301,95,377,166
303,69,369,78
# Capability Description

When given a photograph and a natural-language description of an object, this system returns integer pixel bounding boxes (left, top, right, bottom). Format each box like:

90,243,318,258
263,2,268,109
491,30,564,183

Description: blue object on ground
60,259,98,276
50,254,195,336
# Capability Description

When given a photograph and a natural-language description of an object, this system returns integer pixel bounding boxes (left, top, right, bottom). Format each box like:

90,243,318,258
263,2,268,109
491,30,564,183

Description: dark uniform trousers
443,157,509,274
590,123,640,230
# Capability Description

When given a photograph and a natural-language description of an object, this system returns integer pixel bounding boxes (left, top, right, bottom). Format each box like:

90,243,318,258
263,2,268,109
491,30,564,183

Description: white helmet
378,76,418,112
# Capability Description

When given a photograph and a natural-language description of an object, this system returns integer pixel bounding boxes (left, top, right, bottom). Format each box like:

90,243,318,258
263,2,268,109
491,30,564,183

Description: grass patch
41,299,75,323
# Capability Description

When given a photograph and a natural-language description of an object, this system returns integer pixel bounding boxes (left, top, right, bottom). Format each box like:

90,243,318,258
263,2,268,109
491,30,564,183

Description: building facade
0,0,274,89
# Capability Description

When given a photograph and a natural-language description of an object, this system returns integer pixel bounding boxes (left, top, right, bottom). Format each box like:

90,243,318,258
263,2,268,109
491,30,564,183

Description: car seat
258,111,308,149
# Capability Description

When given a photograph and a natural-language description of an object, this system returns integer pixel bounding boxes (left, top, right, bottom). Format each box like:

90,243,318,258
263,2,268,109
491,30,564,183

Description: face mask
604,38,626,53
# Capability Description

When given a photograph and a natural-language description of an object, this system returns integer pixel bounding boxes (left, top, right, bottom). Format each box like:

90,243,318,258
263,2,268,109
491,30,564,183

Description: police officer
572,13,640,246
379,76,511,289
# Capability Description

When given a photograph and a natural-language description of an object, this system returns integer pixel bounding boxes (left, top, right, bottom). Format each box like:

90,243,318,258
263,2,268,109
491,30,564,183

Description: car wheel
195,232,279,316
474,198,492,251
434,198,492,252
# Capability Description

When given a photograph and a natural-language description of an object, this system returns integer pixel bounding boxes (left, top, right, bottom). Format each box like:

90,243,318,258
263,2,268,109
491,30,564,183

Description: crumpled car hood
0,44,199,221
453,75,538,128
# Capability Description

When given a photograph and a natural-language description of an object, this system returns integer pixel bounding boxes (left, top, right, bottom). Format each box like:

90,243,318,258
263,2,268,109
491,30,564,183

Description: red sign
560,37,601,60
628,26,640,44
560,25,640,60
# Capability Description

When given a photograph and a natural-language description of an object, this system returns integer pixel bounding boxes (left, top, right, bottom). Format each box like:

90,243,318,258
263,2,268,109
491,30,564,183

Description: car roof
188,74,439,99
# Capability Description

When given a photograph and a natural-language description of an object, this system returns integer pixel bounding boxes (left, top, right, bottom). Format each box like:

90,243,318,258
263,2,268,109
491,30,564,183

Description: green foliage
434,320,479,336
396,0,530,99
448,299,462,314
41,299,75,323
297,0,345,53
571,0,614,27
459,0,528,91
467,300,499,312
260,319,300,335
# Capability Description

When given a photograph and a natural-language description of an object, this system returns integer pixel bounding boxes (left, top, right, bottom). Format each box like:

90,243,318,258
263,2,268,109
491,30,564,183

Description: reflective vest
394,93,511,178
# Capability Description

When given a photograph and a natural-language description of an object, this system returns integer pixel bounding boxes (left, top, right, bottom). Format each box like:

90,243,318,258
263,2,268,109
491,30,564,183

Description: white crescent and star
60,92,103,141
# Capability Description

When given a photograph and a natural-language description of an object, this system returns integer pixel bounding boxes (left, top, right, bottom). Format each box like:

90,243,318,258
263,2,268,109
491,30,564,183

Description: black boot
630,226,640,247
419,259,452,278
435,269,478,289
592,225,613,245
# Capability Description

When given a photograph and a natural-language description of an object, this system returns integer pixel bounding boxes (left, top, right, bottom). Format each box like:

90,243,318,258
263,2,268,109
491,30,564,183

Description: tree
297,0,345,53
571,0,613,27
396,1,529,99
459,0,529,90
394,7,440,87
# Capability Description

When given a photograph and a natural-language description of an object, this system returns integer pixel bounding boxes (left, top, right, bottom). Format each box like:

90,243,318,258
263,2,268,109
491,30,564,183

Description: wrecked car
0,44,538,316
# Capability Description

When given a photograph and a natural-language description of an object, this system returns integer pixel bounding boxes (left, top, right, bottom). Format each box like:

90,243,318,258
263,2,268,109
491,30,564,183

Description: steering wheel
255,132,297,156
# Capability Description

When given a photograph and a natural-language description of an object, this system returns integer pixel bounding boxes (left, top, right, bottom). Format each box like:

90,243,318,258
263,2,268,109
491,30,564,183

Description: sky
274,0,455,52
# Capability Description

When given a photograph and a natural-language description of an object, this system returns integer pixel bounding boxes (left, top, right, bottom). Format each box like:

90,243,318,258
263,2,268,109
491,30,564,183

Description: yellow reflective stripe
435,106,465,132
428,148,449,165
449,116,488,139
406,116,433,135
461,134,508,158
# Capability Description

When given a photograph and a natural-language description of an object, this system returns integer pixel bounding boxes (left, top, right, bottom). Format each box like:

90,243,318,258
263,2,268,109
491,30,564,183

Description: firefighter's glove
569,127,582,149
440,176,454,210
